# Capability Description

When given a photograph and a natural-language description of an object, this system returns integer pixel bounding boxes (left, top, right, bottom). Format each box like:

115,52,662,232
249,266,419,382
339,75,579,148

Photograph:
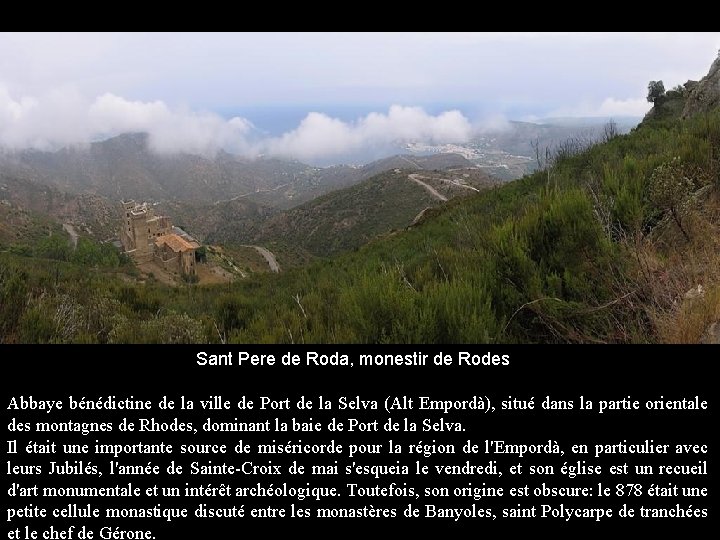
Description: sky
1,32,718,162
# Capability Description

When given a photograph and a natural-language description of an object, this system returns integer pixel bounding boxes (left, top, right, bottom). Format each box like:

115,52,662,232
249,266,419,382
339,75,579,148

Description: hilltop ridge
682,53,720,118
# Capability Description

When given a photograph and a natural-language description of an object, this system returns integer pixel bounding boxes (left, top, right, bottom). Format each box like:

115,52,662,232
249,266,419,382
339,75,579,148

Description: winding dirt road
63,223,79,248
243,245,280,273
438,178,480,192
407,174,447,202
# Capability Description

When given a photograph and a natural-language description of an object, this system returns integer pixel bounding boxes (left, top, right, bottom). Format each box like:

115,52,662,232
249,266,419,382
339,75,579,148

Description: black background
1,345,716,536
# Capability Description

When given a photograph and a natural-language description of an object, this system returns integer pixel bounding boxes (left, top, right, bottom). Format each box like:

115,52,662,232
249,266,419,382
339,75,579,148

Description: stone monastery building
120,200,199,277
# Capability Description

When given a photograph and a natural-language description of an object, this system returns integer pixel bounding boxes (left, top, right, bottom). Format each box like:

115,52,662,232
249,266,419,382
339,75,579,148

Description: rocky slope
682,54,720,118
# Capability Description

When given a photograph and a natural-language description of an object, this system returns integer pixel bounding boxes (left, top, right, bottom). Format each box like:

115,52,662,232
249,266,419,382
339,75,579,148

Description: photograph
1,32,719,344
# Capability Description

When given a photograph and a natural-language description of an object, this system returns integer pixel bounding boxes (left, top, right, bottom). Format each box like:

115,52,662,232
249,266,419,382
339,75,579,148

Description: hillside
159,198,276,246
161,163,493,265
0,134,320,204
160,155,484,266
0,147,480,278
0,134,473,209
242,168,496,258
0,173,120,241
243,153,474,210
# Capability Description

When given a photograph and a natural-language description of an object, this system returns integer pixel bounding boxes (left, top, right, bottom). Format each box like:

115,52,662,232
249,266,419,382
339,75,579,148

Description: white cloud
1,32,718,119
547,94,651,119
0,87,250,154
0,86,37,121
0,85,92,149
88,94,256,155
595,97,651,117
264,106,472,162
472,113,511,133
2,32,718,162
0,86,472,162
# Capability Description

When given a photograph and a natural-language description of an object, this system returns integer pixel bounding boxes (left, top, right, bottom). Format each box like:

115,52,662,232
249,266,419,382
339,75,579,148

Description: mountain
0,173,120,242
241,153,474,210
239,167,496,258
0,133,318,203
355,153,474,174
159,197,276,246
0,133,474,209
161,166,495,266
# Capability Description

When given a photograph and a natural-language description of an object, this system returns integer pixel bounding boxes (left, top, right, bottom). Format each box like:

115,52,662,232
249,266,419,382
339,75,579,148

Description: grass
644,190,720,342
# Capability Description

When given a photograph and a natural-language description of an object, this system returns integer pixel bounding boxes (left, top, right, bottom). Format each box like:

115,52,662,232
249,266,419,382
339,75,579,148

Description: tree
603,119,619,143
649,157,694,241
647,80,666,104
35,234,71,261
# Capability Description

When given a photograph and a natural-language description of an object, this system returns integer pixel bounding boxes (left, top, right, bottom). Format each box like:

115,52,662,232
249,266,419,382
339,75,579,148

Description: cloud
547,94,651,119
472,113,511,133
547,90,651,117
594,97,651,117
0,86,255,155
0,87,472,162
89,93,255,155
263,106,472,162
0,85,90,148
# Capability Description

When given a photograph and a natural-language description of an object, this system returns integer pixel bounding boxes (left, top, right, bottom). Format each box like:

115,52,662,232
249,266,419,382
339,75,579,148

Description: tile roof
155,233,198,253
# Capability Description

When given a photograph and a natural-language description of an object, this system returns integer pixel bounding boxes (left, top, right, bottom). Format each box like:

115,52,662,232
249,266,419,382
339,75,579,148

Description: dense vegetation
2,106,719,343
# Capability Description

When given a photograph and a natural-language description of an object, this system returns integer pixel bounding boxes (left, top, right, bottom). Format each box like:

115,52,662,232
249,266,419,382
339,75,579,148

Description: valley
0,141,493,277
